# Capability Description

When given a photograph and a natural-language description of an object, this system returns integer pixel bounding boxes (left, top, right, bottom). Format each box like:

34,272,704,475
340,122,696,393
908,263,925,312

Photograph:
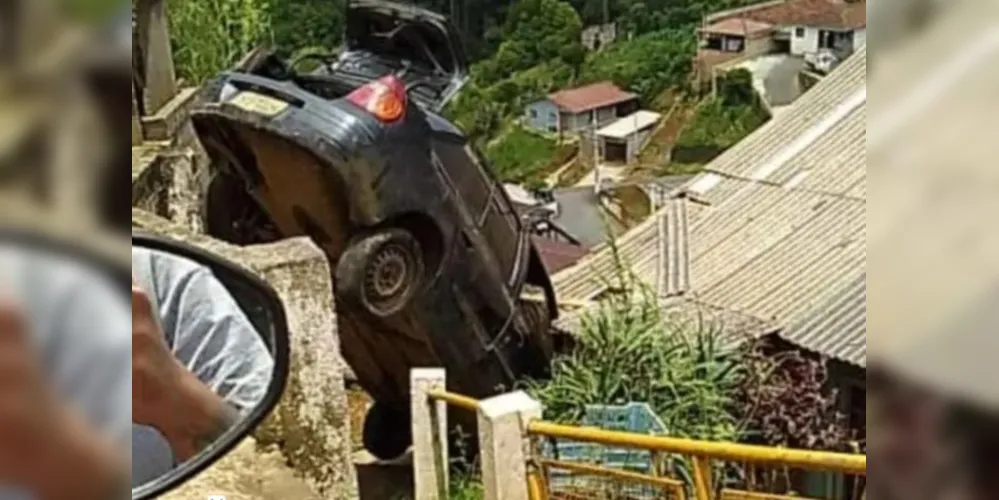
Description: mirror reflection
131,245,277,490
0,240,130,500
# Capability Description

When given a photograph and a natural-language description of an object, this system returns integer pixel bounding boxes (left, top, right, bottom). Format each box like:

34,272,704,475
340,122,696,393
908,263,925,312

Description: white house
782,23,866,57
697,0,866,74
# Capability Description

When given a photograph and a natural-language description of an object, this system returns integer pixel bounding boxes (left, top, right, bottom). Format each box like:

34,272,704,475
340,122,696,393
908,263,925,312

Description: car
190,0,560,459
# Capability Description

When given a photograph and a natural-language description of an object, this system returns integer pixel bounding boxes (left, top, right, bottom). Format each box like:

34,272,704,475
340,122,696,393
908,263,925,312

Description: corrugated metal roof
553,47,867,363
596,111,662,139
782,273,865,366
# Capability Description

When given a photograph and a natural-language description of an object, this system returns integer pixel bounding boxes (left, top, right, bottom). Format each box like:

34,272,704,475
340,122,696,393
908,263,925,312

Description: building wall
559,106,613,133
790,26,861,56
790,26,822,55
595,105,618,125
854,28,867,48
525,100,560,133
599,124,657,165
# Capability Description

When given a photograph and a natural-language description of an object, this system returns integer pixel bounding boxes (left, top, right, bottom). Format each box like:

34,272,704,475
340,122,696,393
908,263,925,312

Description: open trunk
330,0,469,110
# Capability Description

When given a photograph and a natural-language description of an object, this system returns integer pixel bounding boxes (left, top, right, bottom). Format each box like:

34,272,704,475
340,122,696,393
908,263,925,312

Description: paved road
867,0,999,407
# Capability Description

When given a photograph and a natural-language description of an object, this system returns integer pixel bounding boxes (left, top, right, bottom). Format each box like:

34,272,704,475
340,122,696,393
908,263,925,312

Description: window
795,27,806,38
529,108,538,119
723,36,745,52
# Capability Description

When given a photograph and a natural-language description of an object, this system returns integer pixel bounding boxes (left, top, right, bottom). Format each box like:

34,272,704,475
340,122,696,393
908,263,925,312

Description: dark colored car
191,0,559,459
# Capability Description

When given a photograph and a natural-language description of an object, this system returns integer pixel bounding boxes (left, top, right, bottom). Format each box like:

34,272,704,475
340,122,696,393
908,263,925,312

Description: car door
432,136,524,314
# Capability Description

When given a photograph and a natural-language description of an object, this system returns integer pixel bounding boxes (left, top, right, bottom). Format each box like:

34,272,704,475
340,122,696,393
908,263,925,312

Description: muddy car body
192,0,558,458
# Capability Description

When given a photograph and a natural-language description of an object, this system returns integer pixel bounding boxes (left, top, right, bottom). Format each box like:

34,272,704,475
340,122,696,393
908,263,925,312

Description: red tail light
345,75,407,122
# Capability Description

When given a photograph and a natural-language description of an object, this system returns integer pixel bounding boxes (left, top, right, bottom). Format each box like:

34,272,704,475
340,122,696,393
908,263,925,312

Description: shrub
169,0,274,83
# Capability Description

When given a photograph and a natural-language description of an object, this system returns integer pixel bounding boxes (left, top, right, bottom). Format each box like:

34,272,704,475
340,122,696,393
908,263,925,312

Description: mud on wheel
335,228,425,317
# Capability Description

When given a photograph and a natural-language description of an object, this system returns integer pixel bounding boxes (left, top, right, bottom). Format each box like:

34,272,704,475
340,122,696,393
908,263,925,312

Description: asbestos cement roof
553,47,867,364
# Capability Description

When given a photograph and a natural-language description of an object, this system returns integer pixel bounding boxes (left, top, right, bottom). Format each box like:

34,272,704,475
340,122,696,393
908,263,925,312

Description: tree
480,0,584,85
580,28,695,103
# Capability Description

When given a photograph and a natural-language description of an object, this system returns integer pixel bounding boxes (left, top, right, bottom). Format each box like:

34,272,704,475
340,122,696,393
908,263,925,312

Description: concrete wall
559,104,621,133
524,100,559,132
790,26,822,55
133,210,359,500
854,28,867,48
790,26,860,55
132,150,358,499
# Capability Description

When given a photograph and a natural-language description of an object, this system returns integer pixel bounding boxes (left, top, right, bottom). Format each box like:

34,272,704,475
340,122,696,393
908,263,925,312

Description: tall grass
168,0,274,83
526,242,744,443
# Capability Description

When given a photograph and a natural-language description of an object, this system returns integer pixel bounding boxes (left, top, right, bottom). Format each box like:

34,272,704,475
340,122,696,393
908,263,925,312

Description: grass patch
485,126,561,184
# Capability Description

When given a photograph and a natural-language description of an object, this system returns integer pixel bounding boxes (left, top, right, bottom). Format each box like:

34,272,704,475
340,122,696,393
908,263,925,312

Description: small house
596,110,662,164
524,82,639,134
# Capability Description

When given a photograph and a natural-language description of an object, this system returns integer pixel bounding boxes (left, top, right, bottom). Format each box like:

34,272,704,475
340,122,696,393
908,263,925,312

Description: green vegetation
485,127,566,184
168,0,274,84
166,0,770,182
673,69,771,166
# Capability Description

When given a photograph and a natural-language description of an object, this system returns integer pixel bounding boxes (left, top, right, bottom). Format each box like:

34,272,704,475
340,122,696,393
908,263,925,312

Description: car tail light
346,75,407,122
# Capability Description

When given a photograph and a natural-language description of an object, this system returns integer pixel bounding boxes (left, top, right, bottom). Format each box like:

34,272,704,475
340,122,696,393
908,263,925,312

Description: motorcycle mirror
130,233,290,500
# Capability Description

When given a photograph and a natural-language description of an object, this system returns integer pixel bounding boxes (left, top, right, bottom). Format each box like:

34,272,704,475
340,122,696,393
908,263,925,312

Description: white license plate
227,91,290,117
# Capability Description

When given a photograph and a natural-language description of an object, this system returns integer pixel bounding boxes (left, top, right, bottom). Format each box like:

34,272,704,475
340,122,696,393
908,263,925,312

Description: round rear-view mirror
130,233,290,499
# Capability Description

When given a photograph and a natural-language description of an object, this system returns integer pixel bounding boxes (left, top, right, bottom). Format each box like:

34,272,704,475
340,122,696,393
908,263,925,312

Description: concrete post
132,83,144,145
477,391,543,500
136,0,178,114
411,369,449,500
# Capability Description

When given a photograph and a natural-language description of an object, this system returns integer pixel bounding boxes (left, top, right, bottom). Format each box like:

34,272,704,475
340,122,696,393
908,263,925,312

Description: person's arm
32,257,132,498
145,253,274,459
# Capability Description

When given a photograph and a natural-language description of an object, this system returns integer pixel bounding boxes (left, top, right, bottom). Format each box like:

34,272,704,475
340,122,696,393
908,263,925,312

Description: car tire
335,228,425,318
520,300,554,361
362,402,412,460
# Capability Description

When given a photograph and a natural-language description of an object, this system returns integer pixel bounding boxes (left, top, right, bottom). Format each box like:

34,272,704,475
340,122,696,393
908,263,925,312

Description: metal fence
410,368,866,500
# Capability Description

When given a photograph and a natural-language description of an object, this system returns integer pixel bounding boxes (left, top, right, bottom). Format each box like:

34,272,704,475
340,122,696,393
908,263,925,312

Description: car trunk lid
339,0,468,110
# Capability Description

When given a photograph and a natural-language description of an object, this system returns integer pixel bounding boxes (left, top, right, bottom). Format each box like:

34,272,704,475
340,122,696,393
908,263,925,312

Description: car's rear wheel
336,228,425,317
362,402,412,460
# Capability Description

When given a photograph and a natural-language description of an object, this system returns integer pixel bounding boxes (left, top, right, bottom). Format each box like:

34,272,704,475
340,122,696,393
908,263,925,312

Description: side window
462,145,522,280
479,191,520,281
434,138,491,218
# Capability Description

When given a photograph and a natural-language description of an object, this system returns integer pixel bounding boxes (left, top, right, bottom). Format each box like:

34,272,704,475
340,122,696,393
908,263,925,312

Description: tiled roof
553,48,867,363
715,0,867,30
548,82,638,114
702,18,775,37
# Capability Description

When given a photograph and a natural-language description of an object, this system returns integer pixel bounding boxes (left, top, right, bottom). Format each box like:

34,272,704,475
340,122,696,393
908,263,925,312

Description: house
581,23,618,51
553,50,867,496
596,110,662,164
524,82,638,134
697,0,866,76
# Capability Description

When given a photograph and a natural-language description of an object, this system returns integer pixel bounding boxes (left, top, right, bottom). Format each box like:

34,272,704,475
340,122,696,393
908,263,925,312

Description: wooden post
477,391,543,500
136,0,178,114
411,369,449,500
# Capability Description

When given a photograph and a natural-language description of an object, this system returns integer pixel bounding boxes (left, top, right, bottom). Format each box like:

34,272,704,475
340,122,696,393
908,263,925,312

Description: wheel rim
364,242,413,312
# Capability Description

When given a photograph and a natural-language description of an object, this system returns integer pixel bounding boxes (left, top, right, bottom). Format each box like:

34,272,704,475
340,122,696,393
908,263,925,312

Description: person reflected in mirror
131,247,275,487
0,246,131,499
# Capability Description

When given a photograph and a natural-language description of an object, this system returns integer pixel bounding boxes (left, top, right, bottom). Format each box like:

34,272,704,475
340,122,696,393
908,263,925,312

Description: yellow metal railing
425,389,866,500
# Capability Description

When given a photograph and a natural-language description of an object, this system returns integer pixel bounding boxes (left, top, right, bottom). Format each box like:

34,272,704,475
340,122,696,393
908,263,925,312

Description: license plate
227,91,289,117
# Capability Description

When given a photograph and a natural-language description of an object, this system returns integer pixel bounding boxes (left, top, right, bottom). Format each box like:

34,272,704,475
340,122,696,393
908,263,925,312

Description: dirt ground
161,386,373,500
347,384,373,450
161,438,321,500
